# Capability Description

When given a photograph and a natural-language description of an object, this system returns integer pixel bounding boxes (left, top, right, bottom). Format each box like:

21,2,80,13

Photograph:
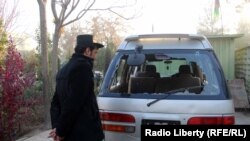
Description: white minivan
97,34,235,141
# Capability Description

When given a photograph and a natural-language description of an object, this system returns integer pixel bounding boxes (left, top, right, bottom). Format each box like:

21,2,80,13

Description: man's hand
55,135,64,141
48,128,56,140
48,128,64,141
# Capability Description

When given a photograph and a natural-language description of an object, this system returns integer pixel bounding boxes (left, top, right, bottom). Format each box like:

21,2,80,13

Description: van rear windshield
106,50,227,98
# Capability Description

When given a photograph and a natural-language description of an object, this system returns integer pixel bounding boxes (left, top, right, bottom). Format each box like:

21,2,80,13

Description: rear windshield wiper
147,86,204,107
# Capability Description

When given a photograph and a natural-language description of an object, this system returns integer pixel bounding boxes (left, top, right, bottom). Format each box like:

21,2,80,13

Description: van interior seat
172,64,192,77
129,65,201,94
155,77,172,93
128,77,157,93
135,65,160,78
179,65,192,75
171,76,201,94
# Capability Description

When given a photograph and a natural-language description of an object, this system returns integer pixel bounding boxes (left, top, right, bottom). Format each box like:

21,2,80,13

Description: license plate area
142,119,180,125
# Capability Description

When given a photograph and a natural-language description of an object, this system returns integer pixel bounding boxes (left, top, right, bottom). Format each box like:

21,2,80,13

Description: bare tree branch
76,0,95,19
63,2,139,26
54,0,138,27
110,0,137,9
51,0,59,21
0,0,7,19
58,2,67,24
108,9,134,20
63,0,80,22
62,0,95,27
0,0,20,32
84,0,91,9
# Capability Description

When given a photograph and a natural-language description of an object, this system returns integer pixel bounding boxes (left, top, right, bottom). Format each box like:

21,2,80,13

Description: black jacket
50,53,104,141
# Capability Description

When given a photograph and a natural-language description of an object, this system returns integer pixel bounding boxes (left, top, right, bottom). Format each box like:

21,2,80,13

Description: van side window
109,59,127,93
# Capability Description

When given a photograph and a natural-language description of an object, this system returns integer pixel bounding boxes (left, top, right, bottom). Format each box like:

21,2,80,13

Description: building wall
207,35,241,80
235,34,250,96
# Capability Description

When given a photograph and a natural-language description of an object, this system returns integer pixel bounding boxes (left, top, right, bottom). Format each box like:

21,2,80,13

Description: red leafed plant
0,37,35,141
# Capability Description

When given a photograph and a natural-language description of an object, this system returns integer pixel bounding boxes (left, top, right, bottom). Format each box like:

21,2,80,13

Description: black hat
76,34,104,48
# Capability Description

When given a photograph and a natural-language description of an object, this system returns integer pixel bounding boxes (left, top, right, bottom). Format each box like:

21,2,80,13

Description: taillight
187,116,235,125
100,112,136,133
100,112,135,123
102,124,135,133
222,116,235,125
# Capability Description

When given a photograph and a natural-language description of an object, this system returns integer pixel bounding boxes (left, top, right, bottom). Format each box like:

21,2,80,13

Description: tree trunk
51,25,60,94
37,0,51,129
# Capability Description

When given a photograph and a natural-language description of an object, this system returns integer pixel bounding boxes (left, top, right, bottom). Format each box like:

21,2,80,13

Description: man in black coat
49,34,104,141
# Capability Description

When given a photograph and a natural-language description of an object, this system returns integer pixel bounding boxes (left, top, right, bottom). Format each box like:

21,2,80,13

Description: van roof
118,34,213,50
